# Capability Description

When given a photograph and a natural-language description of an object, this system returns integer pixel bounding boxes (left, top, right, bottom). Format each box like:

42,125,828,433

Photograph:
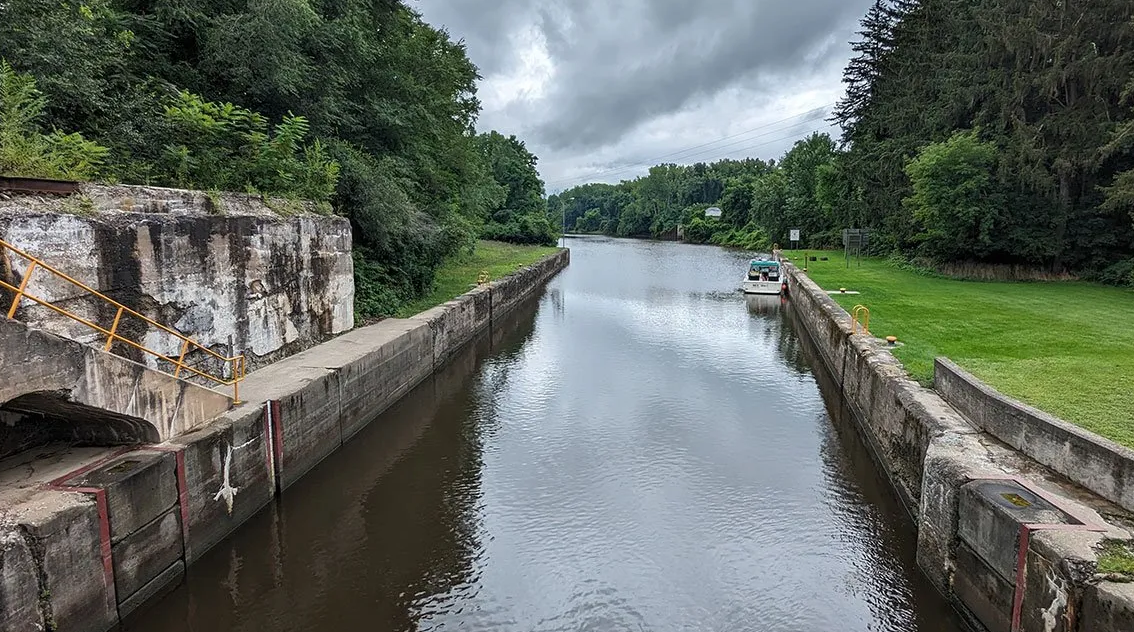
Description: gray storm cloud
417,0,872,181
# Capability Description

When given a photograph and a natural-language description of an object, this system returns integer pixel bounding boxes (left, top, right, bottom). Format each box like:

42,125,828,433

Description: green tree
904,131,1009,260
0,61,108,180
476,131,555,245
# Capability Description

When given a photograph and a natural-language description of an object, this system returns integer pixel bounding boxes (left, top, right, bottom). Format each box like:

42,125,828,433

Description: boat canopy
749,259,779,270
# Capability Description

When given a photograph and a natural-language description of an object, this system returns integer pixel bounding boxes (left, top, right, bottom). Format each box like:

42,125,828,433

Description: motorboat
742,258,785,295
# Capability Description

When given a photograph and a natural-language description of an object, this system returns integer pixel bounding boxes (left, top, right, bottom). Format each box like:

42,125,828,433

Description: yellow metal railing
0,238,244,404
851,304,870,335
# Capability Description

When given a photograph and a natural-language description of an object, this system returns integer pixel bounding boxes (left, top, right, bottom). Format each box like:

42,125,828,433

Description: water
123,236,966,632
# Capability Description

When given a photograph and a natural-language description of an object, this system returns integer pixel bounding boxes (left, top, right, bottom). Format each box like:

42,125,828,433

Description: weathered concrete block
937,358,1134,513
68,450,177,542
17,493,116,632
111,507,182,607
335,321,433,441
916,431,990,594
1080,581,1134,632
412,287,492,369
117,560,185,620
0,185,355,373
1018,528,1120,632
958,480,1075,584
0,526,43,631
953,541,1013,632
174,405,273,564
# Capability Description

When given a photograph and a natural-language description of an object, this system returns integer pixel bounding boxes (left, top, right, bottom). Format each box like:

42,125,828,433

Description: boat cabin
747,260,780,282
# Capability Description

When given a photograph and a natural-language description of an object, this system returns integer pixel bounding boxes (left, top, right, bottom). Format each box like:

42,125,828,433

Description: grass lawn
785,250,1134,448
394,240,560,318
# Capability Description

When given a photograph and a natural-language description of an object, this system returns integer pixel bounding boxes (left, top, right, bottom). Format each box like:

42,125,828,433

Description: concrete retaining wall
936,358,1134,513
0,184,354,376
0,248,568,632
0,318,233,458
781,259,1134,632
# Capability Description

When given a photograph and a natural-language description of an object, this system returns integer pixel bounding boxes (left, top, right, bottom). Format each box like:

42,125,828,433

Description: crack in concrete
17,524,53,631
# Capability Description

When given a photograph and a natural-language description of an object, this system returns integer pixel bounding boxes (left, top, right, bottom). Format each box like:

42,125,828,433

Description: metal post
174,338,191,377
104,307,124,351
7,261,36,318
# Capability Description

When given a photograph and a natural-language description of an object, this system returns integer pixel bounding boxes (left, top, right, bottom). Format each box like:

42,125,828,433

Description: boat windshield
747,261,780,280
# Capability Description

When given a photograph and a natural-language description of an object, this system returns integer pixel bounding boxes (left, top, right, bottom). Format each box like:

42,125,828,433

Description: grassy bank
394,240,560,318
785,251,1134,448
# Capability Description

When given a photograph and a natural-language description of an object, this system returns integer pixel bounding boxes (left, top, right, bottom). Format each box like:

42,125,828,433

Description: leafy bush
682,217,715,243
1092,258,1134,287
0,60,107,179
903,131,1011,261
709,223,771,251
482,214,557,246
157,91,339,201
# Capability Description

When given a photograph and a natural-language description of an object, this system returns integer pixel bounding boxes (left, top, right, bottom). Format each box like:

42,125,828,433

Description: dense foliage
476,131,557,246
0,0,554,317
550,141,832,252
558,0,1134,285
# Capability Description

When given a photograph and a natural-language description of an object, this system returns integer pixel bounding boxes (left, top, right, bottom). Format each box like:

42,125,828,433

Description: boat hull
742,279,782,295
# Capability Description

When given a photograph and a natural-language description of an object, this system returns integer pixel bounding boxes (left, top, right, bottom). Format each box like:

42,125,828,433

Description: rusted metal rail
0,237,245,403
0,176,81,195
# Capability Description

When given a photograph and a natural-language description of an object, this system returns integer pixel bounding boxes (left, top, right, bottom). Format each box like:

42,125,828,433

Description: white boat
742,258,784,295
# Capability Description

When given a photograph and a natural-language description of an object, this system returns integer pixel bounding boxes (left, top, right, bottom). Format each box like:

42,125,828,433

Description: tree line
554,0,1134,286
0,0,555,318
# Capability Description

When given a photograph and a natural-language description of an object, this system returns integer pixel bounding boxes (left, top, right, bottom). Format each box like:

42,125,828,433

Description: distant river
122,235,966,632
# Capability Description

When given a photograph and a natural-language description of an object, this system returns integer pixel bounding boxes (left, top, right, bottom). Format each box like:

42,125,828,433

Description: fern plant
0,60,107,180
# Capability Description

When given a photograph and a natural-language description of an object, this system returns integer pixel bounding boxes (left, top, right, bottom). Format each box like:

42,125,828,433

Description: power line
545,104,832,188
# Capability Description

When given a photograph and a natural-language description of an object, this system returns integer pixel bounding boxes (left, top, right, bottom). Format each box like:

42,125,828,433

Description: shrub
0,60,107,180
158,91,339,201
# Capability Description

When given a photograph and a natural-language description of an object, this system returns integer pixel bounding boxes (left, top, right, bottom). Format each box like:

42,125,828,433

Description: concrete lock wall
936,358,1134,513
0,248,568,632
780,259,1134,632
0,184,354,377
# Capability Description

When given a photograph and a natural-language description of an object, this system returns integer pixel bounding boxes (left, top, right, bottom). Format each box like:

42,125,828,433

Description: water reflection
123,237,964,632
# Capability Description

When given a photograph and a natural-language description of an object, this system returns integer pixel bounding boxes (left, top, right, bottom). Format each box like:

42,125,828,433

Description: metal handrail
0,238,244,404
851,304,870,335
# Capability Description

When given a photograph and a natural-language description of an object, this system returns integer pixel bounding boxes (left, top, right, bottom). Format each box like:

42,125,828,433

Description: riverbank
780,255,1134,632
0,249,569,632
784,250,1134,449
394,241,560,318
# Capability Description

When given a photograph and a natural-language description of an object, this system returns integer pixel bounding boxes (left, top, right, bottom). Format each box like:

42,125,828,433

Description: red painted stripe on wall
263,402,276,491
270,399,284,489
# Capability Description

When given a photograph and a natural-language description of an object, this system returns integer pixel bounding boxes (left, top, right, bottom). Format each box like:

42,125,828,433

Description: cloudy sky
414,0,875,193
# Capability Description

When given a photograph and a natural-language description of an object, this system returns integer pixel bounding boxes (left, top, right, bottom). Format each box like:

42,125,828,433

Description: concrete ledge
1081,581,1134,632
783,262,976,517
936,358,1134,513
0,318,232,452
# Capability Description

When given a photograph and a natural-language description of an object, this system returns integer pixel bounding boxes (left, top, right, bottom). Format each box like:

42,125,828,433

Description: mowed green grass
786,250,1134,448
394,240,560,318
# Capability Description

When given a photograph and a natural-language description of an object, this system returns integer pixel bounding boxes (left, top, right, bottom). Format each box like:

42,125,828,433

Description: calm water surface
124,236,966,632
